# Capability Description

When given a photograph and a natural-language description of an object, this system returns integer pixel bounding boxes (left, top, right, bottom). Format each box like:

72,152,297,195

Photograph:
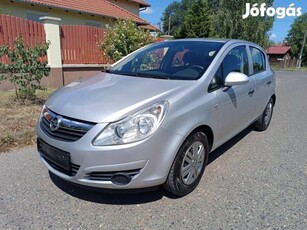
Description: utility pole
157,22,162,32
168,14,172,36
297,28,307,68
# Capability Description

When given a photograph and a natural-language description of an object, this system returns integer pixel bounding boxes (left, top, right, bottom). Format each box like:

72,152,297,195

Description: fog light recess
111,173,132,185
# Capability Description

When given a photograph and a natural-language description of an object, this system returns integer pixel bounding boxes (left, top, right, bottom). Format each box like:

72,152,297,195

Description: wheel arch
271,94,276,106
163,124,214,196
188,125,214,151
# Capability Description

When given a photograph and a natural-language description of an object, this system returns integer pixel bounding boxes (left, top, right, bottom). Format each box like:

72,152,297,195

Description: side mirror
224,72,249,87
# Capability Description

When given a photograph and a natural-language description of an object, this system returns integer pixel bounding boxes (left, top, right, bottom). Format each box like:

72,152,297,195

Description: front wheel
252,98,274,131
163,132,209,196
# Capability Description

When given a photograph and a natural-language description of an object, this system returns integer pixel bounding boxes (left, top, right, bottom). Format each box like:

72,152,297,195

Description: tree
178,0,212,38
99,20,154,62
161,0,274,47
286,13,307,66
0,35,49,102
161,0,196,37
210,0,274,47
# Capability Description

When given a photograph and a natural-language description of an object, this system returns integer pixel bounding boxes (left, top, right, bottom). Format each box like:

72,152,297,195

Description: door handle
267,81,272,85
248,88,255,96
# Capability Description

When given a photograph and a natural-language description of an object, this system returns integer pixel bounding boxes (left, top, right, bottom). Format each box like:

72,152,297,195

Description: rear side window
250,47,266,74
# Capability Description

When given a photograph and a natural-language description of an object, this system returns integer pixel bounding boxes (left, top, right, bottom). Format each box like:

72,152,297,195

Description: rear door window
250,47,266,74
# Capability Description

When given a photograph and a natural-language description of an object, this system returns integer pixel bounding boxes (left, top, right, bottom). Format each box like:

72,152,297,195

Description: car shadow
49,127,253,204
49,171,165,205
208,127,252,165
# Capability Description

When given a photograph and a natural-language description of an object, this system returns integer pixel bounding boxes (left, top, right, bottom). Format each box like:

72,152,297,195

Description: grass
0,88,54,153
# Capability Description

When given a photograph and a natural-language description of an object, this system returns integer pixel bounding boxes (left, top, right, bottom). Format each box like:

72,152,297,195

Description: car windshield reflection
110,41,224,80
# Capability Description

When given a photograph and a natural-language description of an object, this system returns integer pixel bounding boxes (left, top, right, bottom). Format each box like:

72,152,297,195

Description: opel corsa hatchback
37,39,276,196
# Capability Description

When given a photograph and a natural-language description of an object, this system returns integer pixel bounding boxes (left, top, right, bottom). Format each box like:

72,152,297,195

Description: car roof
161,38,262,48
165,38,230,43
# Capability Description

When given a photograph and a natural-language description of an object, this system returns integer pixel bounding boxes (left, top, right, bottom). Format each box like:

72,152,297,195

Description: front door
209,45,256,146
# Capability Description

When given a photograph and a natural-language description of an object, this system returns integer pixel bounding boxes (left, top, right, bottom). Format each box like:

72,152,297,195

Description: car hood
46,72,194,123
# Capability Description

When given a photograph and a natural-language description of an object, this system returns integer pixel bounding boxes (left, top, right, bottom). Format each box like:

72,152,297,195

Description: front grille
40,107,96,142
38,138,81,176
71,163,80,176
86,169,141,181
42,155,81,176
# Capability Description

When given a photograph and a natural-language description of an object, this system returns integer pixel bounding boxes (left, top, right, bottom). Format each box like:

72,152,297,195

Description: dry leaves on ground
0,89,54,153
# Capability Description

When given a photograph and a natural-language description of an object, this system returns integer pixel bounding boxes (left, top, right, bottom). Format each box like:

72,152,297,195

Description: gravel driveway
0,70,306,229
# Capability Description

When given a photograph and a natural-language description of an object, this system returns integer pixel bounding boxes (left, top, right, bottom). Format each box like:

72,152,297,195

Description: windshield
109,41,224,80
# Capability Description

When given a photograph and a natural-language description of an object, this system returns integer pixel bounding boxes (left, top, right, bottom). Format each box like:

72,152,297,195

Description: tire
252,98,274,131
163,132,209,196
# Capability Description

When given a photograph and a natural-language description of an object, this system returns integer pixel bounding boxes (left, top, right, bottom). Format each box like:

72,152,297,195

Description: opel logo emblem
50,115,62,131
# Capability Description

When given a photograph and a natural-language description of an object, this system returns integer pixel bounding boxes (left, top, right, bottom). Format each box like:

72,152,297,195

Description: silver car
37,39,276,196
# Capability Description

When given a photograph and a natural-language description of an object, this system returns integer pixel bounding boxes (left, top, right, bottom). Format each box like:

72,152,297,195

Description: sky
141,0,307,43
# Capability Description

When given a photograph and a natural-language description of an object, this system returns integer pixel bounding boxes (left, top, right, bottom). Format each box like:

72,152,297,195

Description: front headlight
93,101,169,146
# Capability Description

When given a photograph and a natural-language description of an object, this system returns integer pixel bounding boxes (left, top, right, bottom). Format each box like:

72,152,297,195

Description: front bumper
37,122,184,189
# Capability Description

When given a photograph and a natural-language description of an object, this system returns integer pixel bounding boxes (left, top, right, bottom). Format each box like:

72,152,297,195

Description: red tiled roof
266,46,292,55
130,0,150,7
21,0,149,25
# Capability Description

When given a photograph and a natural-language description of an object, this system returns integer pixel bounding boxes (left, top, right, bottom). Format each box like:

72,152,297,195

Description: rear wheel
164,132,209,196
252,98,274,131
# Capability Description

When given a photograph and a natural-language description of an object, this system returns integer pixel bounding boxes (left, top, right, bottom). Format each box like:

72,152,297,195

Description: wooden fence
0,14,46,63
1,15,161,66
60,25,107,64
0,15,107,65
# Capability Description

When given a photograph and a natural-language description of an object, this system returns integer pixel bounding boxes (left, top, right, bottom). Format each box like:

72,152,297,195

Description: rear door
248,46,272,119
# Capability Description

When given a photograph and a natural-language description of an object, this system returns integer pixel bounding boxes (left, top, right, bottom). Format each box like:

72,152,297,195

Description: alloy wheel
180,141,205,185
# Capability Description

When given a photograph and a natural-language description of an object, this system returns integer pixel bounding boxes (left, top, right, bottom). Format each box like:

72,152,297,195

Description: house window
26,10,48,22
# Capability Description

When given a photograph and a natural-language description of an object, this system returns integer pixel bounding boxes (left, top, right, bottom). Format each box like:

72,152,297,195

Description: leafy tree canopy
99,20,154,62
161,0,195,37
161,0,275,47
210,0,274,47
286,13,307,65
178,0,212,38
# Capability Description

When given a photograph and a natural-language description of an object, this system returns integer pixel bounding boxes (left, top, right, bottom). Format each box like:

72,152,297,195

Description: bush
99,20,154,62
0,35,50,102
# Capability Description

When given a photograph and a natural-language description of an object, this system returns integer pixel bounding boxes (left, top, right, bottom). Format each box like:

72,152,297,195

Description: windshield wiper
107,71,170,79
135,72,170,80
105,71,136,76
